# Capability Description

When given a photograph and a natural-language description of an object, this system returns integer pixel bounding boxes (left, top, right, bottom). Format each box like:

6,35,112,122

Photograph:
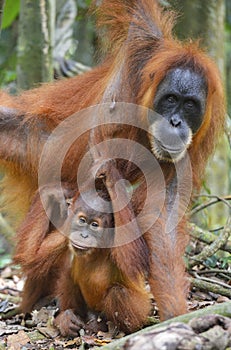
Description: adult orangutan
0,0,225,327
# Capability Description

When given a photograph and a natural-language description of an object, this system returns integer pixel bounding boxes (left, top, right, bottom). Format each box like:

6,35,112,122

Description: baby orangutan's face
68,195,114,255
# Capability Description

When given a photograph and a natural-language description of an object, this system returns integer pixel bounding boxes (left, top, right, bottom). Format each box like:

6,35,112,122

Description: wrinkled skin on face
149,68,207,162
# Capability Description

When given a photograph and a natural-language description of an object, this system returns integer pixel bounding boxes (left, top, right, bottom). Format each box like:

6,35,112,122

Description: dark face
69,194,114,255
149,68,207,162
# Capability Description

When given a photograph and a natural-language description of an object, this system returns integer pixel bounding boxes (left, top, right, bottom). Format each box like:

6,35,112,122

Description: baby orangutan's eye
90,221,99,230
78,216,86,225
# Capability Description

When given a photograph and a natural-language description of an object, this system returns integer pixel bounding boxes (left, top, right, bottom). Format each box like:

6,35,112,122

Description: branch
190,277,231,298
189,223,231,253
188,219,231,268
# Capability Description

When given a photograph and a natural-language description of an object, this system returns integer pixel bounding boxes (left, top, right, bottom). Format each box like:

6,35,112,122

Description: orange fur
15,177,151,335
0,0,225,326
13,189,70,312
56,249,151,334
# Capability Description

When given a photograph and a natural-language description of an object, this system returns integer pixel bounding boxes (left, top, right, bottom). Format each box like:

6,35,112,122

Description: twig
191,194,231,216
195,269,231,281
190,277,231,298
0,287,21,293
191,272,231,289
209,226,224,232
195,269,231,276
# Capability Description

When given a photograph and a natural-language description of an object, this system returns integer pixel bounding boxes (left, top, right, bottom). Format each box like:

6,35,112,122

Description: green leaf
2,0,20,29
220,256,231,269
0,255,11,268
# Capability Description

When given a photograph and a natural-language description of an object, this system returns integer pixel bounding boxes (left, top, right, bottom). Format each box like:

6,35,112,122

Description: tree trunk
17,0,55,90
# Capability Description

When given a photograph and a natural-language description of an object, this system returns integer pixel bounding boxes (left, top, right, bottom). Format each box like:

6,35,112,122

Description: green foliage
220,255,231,269
77,0,93,20
201,181,211,195
204,253,231,269
77,0,92,9
2,0,20,29
1,70,16,83
0,254,11,268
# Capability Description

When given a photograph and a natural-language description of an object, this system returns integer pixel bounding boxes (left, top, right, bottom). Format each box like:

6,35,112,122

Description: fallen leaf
7,330,30,350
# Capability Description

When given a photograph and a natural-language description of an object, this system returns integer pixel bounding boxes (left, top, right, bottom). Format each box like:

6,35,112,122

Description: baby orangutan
54,178,151,337
14,162,151,337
